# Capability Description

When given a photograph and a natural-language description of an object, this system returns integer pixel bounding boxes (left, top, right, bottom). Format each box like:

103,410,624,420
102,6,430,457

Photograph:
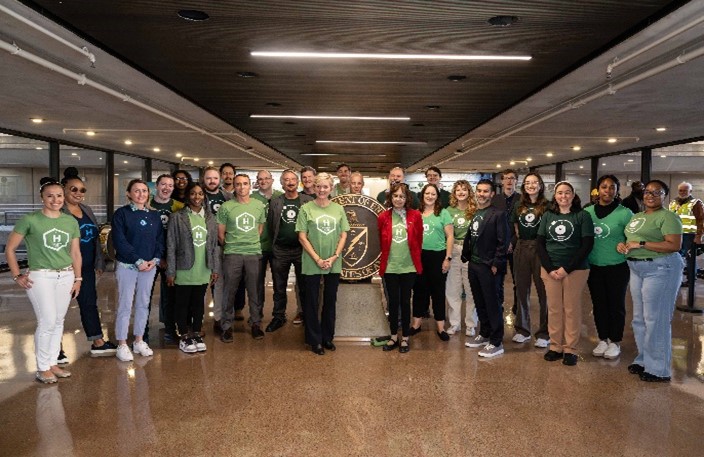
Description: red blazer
378,208,423,276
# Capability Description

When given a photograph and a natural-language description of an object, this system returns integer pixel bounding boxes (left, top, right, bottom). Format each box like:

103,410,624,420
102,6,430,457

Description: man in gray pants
217,174,267,342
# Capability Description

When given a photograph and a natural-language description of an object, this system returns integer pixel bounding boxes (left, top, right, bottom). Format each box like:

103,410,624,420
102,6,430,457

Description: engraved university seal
331,194,384,280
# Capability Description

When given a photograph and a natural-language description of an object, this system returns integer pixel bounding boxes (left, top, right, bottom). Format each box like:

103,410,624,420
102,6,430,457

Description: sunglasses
70,186,87,194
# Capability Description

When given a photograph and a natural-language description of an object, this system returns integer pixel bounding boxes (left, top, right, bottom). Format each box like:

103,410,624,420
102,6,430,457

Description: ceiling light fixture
175,152,182,158
30,118,43,123
301,153,338,156
607,138,617,143
572,146,581,151
526,157,532,162
510,161,516,165
250,115,410,121
546,152,553,157
655,127,667,132
265,102,282,107
71,152,77,156
487,15,520,27
124,140,133,145
237,71,258,78
447,75,467,82
177,10,209,21
425,105,440,110
35,147,42,150
123,160,128,164
627,159,634,162
208,161,214,165
153,147,161,152
496,164,502,168
86,131,95,136
316,140,427,145
660,154,667,158
251,51,531,61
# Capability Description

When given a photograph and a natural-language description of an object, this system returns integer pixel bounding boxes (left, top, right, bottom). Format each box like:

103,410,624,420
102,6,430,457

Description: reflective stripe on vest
669,199,700,233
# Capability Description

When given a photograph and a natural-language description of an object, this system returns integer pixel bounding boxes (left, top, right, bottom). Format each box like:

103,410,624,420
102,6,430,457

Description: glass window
113,154,144,207
0,134,49,222
597,152,642,200
152,160,174,182
533,166,556,195
652,142,704,208
60,146,107,223
563,159,592,204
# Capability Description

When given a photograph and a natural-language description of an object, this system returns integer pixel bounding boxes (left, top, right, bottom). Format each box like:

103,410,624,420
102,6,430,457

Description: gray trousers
513,239,548,339
222,254,262,330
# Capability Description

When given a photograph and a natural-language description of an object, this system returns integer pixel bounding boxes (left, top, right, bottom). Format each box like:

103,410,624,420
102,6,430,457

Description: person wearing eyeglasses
60,167,118,357
171,169,193,203
5,177,81,383
491,169,519,314
617,180,683,382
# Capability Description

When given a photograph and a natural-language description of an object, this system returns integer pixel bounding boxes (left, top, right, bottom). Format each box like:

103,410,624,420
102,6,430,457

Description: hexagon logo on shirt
625,216,646,234
192,224,208,247
316,214,336,235
236,212,256,232
43,228,70,251
392,222,407,243
548,219,574,241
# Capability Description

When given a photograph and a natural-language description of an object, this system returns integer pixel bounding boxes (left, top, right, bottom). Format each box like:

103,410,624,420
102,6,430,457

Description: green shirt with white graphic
511,203,543,240
421,209,452,251
175,211,211,285
276,197,303,247
295,201,350,275
585,204,632,266
251,190,283,253
538,210,594,269
387,211,416,274
217,198,266,255
13,211,80,270
624,207,683,260
446,206,471,242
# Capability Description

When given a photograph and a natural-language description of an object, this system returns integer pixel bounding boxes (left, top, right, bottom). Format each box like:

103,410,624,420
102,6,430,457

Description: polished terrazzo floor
1,269,703,457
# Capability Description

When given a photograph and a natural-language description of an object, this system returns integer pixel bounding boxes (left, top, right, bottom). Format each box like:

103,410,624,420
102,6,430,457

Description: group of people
5,162,694,384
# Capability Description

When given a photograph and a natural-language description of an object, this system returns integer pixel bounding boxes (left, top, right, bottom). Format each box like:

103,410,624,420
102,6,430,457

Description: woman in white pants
445,180,478,336
5,177,82,383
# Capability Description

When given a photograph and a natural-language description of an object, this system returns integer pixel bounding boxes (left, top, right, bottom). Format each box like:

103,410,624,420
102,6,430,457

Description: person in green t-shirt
296,172,350,355
5,178,81,383
585,175,633,361
167,182,220,354
511,173,550,348
217,174,267,342
616,179,683,382
444,180,477,337
537,181,594,366
410,183,454,342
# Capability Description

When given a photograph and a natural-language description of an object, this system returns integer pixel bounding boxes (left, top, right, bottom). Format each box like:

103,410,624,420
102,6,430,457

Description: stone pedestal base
334,282,389,340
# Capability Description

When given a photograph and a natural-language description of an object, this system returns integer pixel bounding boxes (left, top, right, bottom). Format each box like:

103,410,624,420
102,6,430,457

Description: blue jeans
628,253,683,377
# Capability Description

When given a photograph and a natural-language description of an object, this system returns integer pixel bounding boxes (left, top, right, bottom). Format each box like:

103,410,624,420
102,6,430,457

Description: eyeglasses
643,190,665,196
70,186,87,193
174,177,189,181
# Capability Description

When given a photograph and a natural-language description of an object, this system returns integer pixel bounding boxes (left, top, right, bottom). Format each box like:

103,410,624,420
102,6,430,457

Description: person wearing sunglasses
171,169,193,203
60,167,118,357
617,180,683,382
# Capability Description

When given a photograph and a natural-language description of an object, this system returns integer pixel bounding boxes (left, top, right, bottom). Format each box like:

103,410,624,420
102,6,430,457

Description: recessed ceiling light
447,75,467,82
208,161,214,165
123,160,128,164
602,163,606,166
35,147,42,150
153,147,161,152
237,71,258,78
86,131,95,136
660,154,667,158
627,159,634,162
526,157,532,162
607,138,617,143
114,173,119,176
177,10,209,21
655,127,667,132
301,153,337,156
124,140,133,145
572,146,581,151
193,158,200,162
425,105,440,110
546,152,553,157
71,152,77,156
579,165,584,169
250,115,410,121
496,164,501,168
487,15,520,27
265,102,282,107
316,140,427,145
251,51,531,61
510,161,516,165
30,118,43,123
175,152,183,158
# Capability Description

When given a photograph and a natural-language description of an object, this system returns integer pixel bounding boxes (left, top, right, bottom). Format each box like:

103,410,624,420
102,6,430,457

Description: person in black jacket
462,179,509,358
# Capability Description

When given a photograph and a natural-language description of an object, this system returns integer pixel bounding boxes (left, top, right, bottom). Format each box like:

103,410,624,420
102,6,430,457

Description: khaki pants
540,268,589,354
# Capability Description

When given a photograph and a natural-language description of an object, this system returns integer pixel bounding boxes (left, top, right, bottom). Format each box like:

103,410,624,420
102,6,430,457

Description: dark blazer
268,192,314,246
62,202,105,271
461,205,509,272
166,208,220,278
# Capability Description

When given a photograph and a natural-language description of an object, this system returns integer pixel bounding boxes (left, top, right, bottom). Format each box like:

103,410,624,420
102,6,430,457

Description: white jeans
445,243,476,329
26,270,74,371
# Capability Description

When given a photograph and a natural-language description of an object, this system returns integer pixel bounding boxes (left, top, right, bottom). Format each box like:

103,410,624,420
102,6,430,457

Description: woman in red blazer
378,182,423,353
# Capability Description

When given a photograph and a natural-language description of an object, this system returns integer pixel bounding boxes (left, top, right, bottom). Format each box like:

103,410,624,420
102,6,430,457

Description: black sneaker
163,332,179,345
265,317,286,332
543,350,564,362
639,372,671,382
220,328,234,343
562,353,578,366
252,324,265,340
57,350,70,365
213,320,222,335
91,341,118,356
628,363,645,375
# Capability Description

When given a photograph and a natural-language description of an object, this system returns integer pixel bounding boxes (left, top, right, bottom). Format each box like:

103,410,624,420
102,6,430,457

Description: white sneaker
179,338,197,354
512,333,531,343
478,343,504,358
194,336,207,352
116,344,134,362
603,342,621,359
534,338,549,348
465,335,489,348
446,325,461,335
132,340,154,357
465,327,476,337
592,340,609,357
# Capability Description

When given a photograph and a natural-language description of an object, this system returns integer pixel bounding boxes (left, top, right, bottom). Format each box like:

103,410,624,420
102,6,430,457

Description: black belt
627,257,653,262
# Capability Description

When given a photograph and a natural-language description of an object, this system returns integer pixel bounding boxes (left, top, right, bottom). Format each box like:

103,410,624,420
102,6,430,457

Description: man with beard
376,166,419,209
331,163,352,197
463,179,509,358
219,162,236,197
266,170,313,332
622,181,645,214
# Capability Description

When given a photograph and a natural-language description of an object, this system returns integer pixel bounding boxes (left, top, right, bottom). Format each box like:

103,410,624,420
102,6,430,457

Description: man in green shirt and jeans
217,174,267,342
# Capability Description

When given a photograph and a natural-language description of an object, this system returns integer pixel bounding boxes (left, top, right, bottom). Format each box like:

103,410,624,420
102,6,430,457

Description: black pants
412,250,447,321
174,284,208,335
271,245,305,319
76,266,103,340
255,251,273,319
385,272,416,336
495,251,516,307
587,262,629,342
469,262,504,346
302,273,339,346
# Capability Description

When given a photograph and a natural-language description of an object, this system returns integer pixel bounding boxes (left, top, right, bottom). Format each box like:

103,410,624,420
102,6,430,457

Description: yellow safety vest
669,198,700,233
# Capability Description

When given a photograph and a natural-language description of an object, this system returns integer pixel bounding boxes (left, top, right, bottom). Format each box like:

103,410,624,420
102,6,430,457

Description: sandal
36,371,58,384
383,339,399,351
399,339,410,354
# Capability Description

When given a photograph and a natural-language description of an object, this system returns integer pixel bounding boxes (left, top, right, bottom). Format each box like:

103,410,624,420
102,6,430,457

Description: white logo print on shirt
43,228,70,251
316,214,336,235
236,212,256,232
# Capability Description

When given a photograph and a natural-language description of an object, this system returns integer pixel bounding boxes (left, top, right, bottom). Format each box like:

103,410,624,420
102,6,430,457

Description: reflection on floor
0,269,703,456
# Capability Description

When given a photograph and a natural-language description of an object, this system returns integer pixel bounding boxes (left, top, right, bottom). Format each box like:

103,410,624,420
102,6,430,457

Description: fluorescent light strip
251,114,409,121
301,153,338,156
316,140,427,145
252,51,531,61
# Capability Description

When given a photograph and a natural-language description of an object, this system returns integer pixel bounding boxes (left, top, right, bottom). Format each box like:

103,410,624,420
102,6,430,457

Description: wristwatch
639,241,646,247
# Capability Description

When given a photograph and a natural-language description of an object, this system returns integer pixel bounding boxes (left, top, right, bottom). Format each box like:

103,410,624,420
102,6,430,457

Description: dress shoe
213,320,222,335
312,344,325,355
251,324,265,340
399,340,410,353
544,350,564,362
627,363,645,375
640,372,671,383
409,326,421,336
266,317,286,332
437,331,450,342
382,339,399,351
323,341,336,351
562,353,578,366
220,328,233,343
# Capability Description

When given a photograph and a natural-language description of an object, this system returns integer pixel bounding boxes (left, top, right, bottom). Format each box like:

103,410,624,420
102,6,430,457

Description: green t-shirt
275,196,303,247
175,211,211,285
295,201,350,275
511,203,544,240
446,206,471,242
251,190,283,252
624,207,683,259
149,197,184,230
216,198,266,255
421,209,452,251
13,211,80,270
538,210,594,269
585,204,632,266
469,207,488,263
386,211,416,274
